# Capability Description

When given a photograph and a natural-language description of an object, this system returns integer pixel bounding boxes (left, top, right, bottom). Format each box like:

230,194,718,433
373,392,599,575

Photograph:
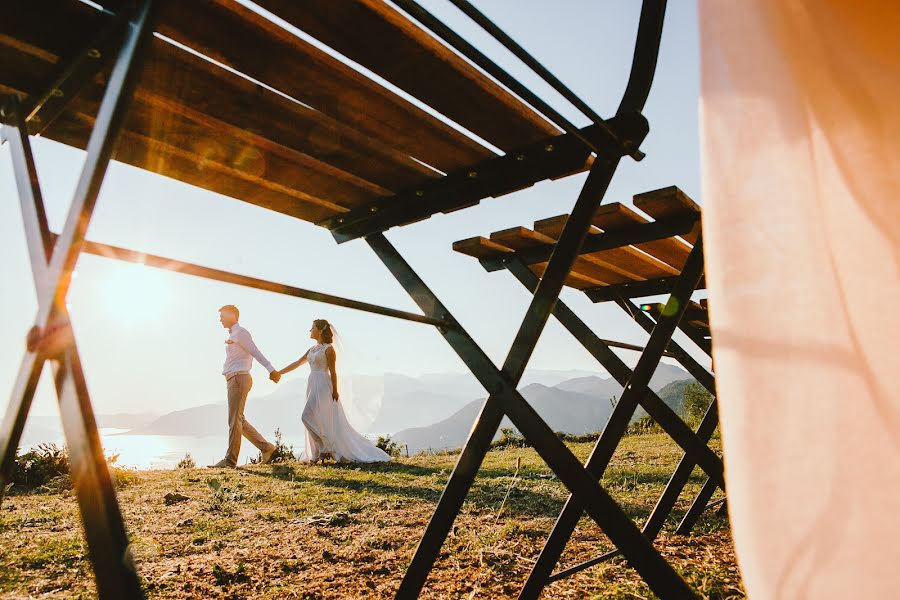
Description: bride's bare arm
326,346,339,401
277,350,310,376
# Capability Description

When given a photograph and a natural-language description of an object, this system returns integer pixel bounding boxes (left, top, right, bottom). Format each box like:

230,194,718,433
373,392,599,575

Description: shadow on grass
237,463,442,503
237,462,570,516
242,460,445,479
237,459,728,523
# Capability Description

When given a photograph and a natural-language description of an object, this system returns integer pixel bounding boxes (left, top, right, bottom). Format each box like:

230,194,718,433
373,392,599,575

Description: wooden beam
325,112,649,242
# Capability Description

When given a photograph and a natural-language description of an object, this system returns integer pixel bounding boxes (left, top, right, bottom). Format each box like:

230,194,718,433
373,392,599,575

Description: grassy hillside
1,434,742,599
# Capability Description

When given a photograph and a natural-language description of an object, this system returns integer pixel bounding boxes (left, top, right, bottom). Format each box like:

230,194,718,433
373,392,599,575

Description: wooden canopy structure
455,186,704,296
453,187,721,596
0,0,714,598
0,0,625,236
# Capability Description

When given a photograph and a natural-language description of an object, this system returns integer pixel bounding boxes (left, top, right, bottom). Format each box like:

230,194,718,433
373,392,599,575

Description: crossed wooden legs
0,3,156,597
510,247,721,597
616,296,723,536
369,153,708,599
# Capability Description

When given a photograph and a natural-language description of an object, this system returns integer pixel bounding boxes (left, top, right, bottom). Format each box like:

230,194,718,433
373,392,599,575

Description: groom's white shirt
222,322,276,376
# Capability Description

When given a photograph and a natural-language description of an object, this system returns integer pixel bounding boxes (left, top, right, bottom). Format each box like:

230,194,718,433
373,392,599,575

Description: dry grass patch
1,434,741,599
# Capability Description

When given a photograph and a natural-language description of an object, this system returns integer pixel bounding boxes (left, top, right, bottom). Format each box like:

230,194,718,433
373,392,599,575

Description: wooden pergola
453,186,721,596
0,1,713,598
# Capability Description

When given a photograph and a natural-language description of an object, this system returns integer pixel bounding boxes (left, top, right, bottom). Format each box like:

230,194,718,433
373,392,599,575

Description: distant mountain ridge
394,364,696,453
126,368,610,438
128,378,309,438
120,366,695,450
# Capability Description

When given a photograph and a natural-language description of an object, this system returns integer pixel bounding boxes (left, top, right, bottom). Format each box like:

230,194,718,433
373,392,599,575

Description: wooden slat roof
0,0,579,226
453,186,705,299
251,0,560,151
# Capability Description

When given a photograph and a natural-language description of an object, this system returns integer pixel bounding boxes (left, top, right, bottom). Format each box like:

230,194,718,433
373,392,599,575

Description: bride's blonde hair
313,319,333,344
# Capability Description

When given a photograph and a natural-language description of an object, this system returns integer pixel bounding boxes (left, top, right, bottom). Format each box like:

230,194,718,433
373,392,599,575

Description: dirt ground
1,434,743,599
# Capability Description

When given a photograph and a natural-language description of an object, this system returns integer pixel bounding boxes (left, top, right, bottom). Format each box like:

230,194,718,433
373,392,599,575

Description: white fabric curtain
698,1,900,597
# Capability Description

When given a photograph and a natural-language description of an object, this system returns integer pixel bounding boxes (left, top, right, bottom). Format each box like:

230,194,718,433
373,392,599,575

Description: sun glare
101,262,170,325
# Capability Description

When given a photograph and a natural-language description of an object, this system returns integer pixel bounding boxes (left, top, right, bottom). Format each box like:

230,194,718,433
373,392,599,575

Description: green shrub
490,427,528,450
110,463,139,490
212,562,249,586
251,429,296,464
177,453,197,469
8,443,135,494
557,431,602,444
683,381,715,427
205,478,245,513
375,435,402,457
627,415,662,435
9,443,69,492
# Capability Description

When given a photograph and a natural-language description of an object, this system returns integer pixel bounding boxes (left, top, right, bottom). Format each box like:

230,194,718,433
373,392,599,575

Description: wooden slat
325,122,599,240
0,2,93,60
153,0,495,174
489,227,622,287
1,1,442,192
534,215,679,281
253,0,559,151
489,226,554,250
686,300,710,330
0,43,395,209
529,263,605,290
452,236,513,260
135,41,437,192
48,111,345,223
114,96,381,204
1,2,475,222
633,186,701,245
125,93,387,203
0,35,58,97
683,311,710,333
3,0,494,174
591,202,693,270
685,320,710,333
453,231,604,289
0,49,382,220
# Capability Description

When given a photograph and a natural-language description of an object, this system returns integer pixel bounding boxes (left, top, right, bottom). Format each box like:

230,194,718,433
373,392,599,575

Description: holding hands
269,370,281,383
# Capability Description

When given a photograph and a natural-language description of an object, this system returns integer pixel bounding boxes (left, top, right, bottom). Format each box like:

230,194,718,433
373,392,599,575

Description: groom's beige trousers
224,372,273,466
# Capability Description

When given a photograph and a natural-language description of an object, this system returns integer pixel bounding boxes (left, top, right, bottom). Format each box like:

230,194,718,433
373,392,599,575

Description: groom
209,304,281,468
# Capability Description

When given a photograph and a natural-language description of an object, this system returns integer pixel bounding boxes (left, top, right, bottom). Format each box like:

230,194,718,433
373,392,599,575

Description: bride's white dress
301,342,390,463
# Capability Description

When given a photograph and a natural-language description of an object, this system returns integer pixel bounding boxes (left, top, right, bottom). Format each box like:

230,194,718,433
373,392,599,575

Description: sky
0,0,705,419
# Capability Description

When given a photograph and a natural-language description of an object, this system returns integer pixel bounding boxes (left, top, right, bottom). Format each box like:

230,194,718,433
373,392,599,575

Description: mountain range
118,363,694,454
392,363,693,452
125,368,605,438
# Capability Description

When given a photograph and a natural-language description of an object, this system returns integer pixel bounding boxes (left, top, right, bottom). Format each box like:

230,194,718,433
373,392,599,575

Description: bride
275,319,390,464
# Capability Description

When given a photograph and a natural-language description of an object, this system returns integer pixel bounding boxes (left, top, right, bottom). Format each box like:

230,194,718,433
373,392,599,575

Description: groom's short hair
219,304,239,320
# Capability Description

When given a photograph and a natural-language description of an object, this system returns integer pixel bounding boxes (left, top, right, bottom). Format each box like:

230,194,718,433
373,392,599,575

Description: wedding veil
329,325,382,432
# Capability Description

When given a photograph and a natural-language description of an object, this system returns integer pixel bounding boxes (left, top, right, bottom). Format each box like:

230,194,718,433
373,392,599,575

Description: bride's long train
301,342,390,463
